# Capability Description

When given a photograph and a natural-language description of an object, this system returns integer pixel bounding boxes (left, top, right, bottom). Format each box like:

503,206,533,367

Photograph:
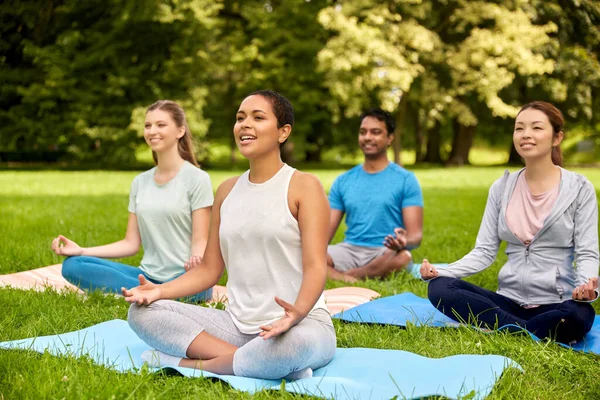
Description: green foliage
1,0,599,166
0,0,219,164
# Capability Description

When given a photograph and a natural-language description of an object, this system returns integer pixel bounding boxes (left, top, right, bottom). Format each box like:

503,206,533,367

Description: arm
123,178,236,303
401,206,423,249
185,207,211,271
260,172,329,339
52,213,141,258
572,181,599,301
327,176,344,243
433,179,503,280
191,207,211,257
328,209,344,243
393,172,424,250
293,172,330,317
189,170,214,258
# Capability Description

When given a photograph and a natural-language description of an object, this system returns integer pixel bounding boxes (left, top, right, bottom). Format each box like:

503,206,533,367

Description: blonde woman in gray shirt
51,101,214,302
422,101,598,344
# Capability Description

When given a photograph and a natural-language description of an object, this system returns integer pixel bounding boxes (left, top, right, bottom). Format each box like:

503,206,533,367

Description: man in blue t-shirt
327,108,424,282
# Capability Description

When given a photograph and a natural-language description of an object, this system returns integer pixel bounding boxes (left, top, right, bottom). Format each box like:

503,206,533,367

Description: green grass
1,167,600,399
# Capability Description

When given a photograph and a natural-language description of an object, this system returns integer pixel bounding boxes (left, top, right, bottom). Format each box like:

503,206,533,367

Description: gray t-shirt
128,161,213,282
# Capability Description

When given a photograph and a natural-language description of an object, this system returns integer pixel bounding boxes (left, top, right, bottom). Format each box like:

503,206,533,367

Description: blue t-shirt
329,163,423,247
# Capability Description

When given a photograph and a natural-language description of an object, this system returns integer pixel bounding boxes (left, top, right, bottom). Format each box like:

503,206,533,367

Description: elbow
409,232,423,249
124,240,141,257
306,262,327,287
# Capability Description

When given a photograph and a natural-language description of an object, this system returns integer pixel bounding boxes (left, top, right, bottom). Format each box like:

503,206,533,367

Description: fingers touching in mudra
420,259,439,280
51,235,83,256
384,227,407,252
121,275,162,305
259,297,302,340
572,277,598,301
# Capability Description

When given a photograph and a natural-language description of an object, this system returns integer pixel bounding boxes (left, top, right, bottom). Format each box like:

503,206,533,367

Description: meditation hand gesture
259,297,303,340
51,235,83,256
121,275,162,305
184,255,202,271
420,259,439,280
384,227,408,252
572,277,598,301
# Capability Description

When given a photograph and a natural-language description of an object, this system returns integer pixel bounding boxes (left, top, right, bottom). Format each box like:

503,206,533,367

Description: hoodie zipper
522,244,530,305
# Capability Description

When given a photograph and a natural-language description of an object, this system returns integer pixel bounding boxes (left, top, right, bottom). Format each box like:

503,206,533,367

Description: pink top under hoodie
506,172,559,245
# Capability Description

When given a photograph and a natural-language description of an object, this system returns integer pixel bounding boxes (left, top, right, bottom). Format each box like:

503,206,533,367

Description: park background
1,1,600,399
1,0,599,168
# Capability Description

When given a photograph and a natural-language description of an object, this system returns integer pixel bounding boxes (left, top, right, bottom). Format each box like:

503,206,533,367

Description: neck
524,157,559,182
156,147,185,173
248,151,284,183
363,154,390,173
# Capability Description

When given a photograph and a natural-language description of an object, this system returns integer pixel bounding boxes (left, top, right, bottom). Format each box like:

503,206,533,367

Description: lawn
1,166,599,399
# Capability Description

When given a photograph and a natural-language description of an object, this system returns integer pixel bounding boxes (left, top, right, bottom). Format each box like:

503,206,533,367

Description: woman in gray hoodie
421,101,598,344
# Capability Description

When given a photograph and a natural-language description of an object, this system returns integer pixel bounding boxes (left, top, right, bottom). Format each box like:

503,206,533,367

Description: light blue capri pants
128,300,336,379
62,256,212,303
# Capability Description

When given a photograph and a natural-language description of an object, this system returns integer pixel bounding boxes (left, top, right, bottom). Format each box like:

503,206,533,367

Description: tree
0,0,220,165
317,0,557,165
199,0,335,165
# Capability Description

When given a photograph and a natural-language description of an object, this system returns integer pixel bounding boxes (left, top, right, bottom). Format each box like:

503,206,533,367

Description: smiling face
233,95,291,159
358,116,393,159
513,108,563,163
144,109,185,154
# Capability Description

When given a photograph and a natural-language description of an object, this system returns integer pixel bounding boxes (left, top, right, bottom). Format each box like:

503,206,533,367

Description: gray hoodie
437,168,599,306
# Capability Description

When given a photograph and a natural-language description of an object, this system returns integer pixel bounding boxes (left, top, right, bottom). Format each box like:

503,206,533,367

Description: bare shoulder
215,176,240,203
290,170,326,194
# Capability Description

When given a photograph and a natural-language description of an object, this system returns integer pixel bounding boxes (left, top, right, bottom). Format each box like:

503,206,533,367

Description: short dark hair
360,108,395,135
249,90,294,128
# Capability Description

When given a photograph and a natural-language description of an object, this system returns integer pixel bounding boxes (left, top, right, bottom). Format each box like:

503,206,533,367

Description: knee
427,276,456,305
269,334,313,367
127,303,151,334
560,301,595,328
391,250,412,271
61,256,83,278
326,254,334,268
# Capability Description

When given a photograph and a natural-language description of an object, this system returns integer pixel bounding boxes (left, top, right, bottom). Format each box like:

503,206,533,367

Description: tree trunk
281,141,296,165
423,121,443,163
304,148,321,162
415,108,424,162
393,96,408,165
303,117,327,163
508,143,522,165
446,119,476,166
392,117,401,165
230,135,238,164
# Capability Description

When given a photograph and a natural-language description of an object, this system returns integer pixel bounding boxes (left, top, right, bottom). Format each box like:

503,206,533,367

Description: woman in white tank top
122,90,336,380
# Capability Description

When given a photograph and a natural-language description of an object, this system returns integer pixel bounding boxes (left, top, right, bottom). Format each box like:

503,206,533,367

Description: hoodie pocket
528,261,561,299
497,261,518,292
555,267,564,300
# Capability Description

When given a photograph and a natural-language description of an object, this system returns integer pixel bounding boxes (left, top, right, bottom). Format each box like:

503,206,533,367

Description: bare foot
327,268,359,283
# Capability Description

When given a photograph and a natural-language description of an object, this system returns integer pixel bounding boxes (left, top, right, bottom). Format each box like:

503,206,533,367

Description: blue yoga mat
333,292,600,354
0,319,519,400
408,262,449,279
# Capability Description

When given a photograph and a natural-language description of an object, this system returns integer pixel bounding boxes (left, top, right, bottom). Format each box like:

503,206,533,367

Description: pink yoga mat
0,265,380,314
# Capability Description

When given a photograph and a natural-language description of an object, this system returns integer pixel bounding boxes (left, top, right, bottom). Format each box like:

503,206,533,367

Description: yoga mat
408,262,450,279
334,292,600,354
0,264,84,294
0,319,519,400
0,265,380,315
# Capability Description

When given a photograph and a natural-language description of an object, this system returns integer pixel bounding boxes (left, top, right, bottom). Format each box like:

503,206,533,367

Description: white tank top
219,164,327,334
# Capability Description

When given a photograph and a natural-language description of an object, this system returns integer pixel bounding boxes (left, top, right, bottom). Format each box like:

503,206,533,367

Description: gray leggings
128,300,336,379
